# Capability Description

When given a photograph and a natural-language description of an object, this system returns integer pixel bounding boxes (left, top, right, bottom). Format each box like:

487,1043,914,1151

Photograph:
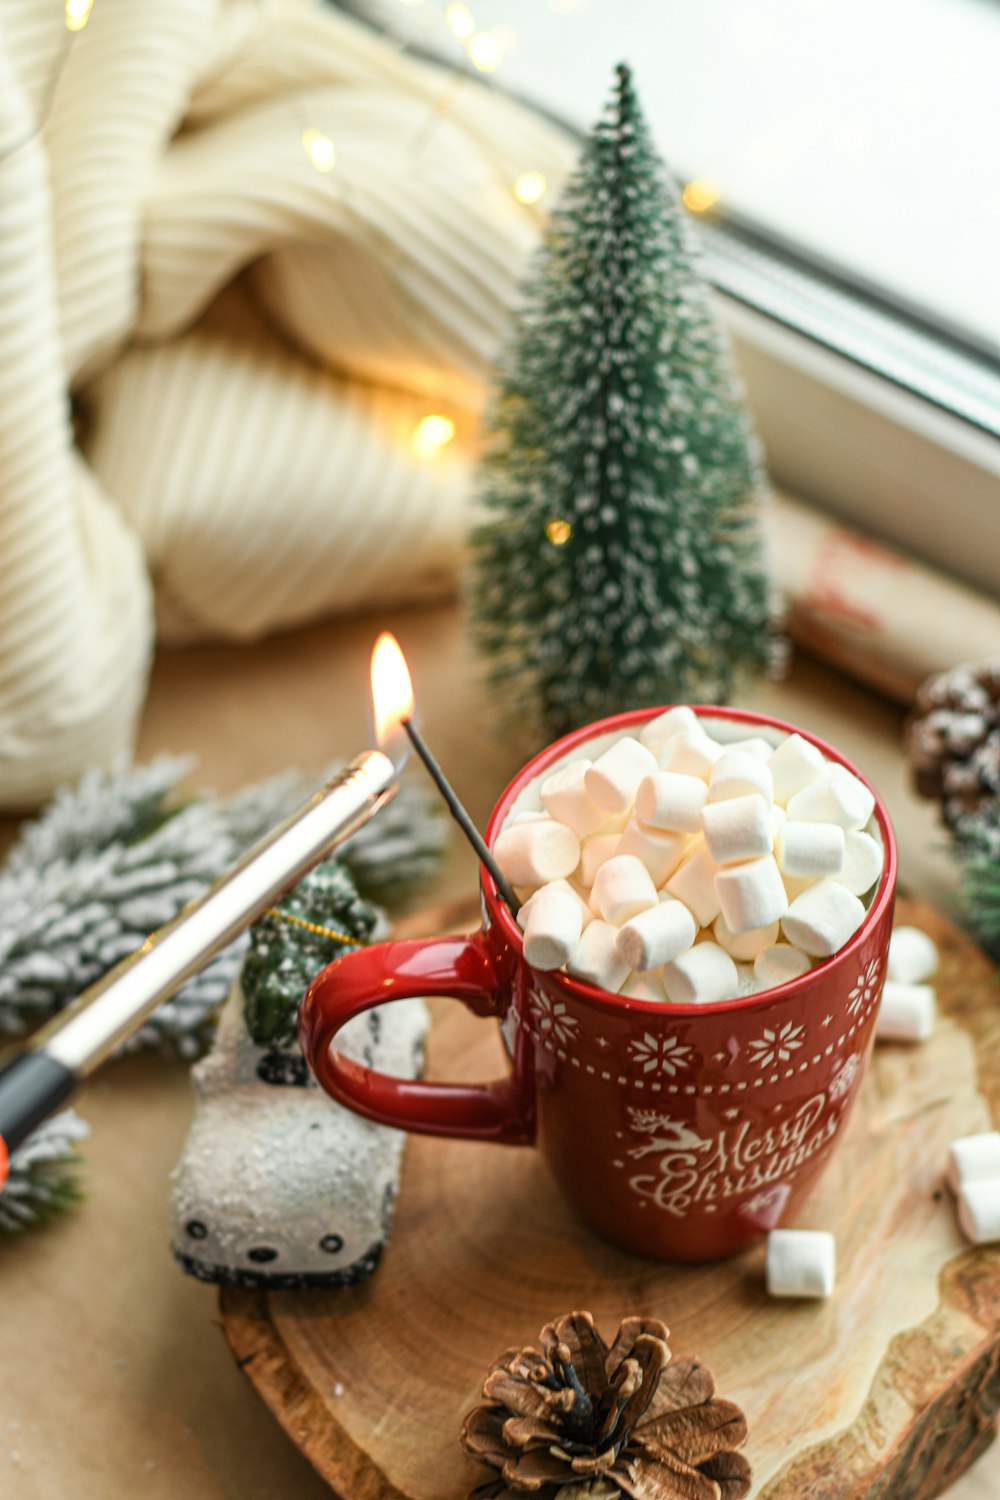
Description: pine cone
904,663,1000,828
461,1312,750,1500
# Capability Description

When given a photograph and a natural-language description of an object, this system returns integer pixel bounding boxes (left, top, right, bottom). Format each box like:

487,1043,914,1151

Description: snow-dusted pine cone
904,663,1000,829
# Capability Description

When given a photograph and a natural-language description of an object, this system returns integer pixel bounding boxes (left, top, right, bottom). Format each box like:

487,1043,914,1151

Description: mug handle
298,933,535,1145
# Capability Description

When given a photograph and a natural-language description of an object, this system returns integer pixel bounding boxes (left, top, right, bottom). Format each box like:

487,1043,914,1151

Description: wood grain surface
222,893,999,1500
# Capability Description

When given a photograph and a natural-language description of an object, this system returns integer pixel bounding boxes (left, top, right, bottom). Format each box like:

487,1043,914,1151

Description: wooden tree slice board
220,894,1000,1500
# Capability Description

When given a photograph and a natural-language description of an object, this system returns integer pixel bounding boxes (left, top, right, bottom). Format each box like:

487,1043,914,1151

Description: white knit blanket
0,0,572,806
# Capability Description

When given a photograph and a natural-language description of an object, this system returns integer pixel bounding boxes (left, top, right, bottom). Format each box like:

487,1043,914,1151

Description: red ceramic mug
300,708,897,1261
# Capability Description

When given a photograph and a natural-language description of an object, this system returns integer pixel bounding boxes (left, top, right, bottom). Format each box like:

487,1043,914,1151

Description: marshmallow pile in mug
493,707,884,1004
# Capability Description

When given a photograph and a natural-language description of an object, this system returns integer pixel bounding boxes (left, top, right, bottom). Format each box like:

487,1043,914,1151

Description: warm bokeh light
301,127,336,173
371,633,415,755
65,0,94,31
546,518,573,546
411,413,456,458
513,170,547,206
681,178,721,215
445,2,475,40
467,33,503,73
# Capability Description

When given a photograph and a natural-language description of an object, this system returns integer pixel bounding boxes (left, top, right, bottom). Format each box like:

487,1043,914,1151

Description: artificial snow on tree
470,64,778,741
0,757,446,1058
0,1110,89,1235
171,861,427,1288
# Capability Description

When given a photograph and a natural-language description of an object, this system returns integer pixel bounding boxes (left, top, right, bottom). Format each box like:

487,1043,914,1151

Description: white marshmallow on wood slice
715,855,789,934
520,885,585,972
875,981,936,1043
781,879,865,957
708,750,774,806
622,968,668,1002
615,818,687,886
665,841,723,928
837,831,883,897
639,706,699,756
579,832,623,888
712,912,780,962
568,920,630,993
518,879,594,934
494,819,581,888
786,766,875,831
663,942,739,1005
956,1180,1000,1245
634,771,708,834
766,1229,836,1298
661,730,724,781
947,1133,1000,1194
888,926,939,984
617,898,698,972
754,944,813,988
585,737,658,815
701,794,774,866
775,821,845,879
591,854,659,926
540,760,610,838
767,733,827,807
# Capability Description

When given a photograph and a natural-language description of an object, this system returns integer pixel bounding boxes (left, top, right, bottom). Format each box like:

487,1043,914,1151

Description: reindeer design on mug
625,1093,841,1218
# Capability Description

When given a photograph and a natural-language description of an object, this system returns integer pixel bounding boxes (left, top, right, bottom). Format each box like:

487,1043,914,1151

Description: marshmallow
540,760,610,837
579,832,624,887
585,737,658,815
724,736,776,761
665,841,722,927
639,706,699,755
753,944,813,988
518,878,594,933
887,926,939,984
775,821,845,878
661,730,724,780
617,898,698,972
956,1180,1000,1245
708,750,774,806
591,854,659,926
520,885,585,971
836,830,884,897
615,818,687,886
701,794,774,865
766,1229,836,1298
622,968,668,1002
662,942,739,1005
875,981,935,1042
712,912,779,962
510,810,550,824
716,855,788,934
769,804,787,834
947,1133,1000,1194
767,733,827,806
786,766,875,831
735,963,765,996
781,879,865,957
568,920,630,993
635,771,708,833
494,819,581,887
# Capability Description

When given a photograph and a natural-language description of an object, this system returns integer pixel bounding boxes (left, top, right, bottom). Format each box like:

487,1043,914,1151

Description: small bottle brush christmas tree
471,64,777,740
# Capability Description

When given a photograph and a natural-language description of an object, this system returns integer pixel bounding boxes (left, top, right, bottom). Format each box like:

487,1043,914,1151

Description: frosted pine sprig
0,760,446,1057
0,1110,89,1234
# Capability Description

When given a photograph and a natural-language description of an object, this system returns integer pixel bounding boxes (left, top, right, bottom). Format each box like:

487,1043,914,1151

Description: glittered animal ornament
171,861,428,1288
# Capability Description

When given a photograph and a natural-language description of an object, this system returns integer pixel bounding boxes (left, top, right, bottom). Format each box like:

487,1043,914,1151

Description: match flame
371,632,414,766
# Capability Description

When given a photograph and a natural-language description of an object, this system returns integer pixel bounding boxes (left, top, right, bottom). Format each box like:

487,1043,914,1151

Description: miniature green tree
471,64,778,740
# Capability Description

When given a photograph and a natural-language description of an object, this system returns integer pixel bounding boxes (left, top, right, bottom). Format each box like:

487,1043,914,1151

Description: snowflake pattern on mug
526,986,579,1047
747,1020,805,1070
828,1052,861,1101
628,1032,694,1078
848,957,883,1017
